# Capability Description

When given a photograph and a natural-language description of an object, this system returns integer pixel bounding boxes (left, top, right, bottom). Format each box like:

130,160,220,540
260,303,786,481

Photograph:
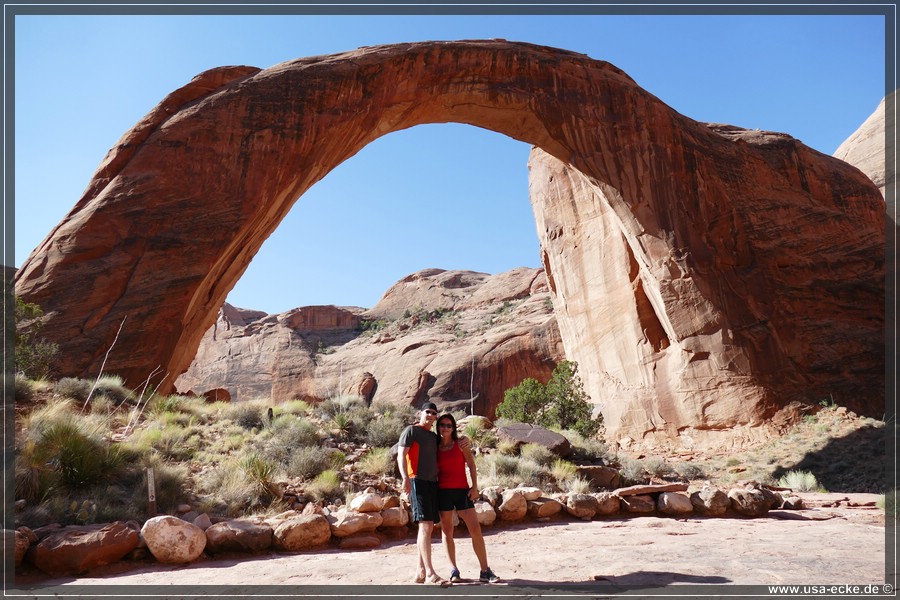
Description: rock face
834,94,890,201
175,267,562,417
15,41,884,450
530,135,883,449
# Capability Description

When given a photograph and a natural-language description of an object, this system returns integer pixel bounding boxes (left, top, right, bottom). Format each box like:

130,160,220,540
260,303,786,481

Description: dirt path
12,493,892,596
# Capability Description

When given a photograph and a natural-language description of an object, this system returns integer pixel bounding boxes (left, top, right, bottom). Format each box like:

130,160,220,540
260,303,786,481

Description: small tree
542,361,599,437
15,296,58,379
496,377,547,423
497,360,602,438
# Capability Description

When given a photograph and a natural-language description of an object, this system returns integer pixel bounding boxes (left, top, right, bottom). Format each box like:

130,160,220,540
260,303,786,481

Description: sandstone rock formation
834,94,891,201
174,267,562,417
15,41,884,450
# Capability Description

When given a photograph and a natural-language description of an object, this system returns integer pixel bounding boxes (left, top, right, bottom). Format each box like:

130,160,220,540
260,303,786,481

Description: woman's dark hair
436,413,459,441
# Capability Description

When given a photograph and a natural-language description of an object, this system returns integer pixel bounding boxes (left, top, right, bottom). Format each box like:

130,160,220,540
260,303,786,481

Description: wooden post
147,467,157,517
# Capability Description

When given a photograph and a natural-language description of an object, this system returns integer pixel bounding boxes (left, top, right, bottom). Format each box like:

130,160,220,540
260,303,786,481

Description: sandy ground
12,493,894,597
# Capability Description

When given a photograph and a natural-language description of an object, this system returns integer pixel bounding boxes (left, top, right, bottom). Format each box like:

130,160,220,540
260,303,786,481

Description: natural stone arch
15,40,884,447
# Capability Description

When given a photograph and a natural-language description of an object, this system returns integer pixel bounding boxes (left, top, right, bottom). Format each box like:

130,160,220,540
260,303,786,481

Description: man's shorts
438,487,475,512
410,479,440,523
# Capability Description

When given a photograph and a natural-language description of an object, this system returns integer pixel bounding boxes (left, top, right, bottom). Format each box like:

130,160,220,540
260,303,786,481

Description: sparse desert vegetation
12,371,889,530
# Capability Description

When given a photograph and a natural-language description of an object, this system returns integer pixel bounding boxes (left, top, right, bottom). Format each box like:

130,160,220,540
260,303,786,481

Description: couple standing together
396,401,501,586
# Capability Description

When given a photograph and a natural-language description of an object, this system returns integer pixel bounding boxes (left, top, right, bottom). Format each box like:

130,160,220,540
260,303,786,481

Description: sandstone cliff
175,267,563,417
833,94,891,202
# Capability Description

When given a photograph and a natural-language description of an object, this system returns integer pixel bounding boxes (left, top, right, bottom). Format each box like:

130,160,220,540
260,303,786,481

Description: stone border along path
12,486,889,591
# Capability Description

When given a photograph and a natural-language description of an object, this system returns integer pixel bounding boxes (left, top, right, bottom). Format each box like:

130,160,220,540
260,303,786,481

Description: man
397,401,449,586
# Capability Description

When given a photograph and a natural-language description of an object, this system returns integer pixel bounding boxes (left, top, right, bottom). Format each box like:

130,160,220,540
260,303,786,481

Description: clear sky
13,11,887,314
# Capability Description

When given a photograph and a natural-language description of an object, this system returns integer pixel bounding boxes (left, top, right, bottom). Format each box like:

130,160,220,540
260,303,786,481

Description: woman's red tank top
437,441,469,489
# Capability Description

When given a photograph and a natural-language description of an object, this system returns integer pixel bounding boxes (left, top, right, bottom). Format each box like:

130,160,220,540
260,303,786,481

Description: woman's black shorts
438,487,475,512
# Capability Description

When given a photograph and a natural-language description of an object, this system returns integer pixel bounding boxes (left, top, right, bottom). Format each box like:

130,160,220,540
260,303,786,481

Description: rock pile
12,481,801,577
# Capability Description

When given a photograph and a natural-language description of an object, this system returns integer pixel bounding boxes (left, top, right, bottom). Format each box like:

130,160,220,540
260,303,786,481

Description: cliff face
15,41,884,450
175,268,563,418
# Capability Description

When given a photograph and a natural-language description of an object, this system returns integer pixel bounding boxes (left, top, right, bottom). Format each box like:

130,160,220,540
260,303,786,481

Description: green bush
496,361,602,437
93,374,133,405
14,296,58,379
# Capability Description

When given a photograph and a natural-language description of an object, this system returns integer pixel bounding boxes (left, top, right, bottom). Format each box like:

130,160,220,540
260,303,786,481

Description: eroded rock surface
175,267,562,417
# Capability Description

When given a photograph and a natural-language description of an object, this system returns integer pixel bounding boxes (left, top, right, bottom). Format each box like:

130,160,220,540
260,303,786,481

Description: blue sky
13,12,887,314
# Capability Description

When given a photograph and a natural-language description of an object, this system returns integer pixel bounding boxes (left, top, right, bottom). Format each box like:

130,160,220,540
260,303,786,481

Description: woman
435,412,500,583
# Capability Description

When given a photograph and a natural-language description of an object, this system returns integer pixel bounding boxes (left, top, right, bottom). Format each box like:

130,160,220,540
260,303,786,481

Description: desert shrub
358,447,394,477
777,470,827,492
278,399,311,416
93,374,133,405
317,395,365,419
674,462,706,481
305,470,343,502
266,417,321,449
285,446,339,479
54,378,93,403
365,413,407,448
14,296,58,379
515,458,552,488
520,443,556,467
643,456,673,478
15,374,35,402
563,476,592,494
550,459,578,484
497,438,520,456
568,435,610,463
227,401,267,430
464,423,498,452
619,456,648,486
197,460,257,517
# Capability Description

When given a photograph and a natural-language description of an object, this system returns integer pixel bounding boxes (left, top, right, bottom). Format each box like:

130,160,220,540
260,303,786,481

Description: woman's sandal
425,573,451,587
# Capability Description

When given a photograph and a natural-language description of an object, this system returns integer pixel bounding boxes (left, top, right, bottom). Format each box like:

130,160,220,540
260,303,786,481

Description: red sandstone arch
15,41,884,445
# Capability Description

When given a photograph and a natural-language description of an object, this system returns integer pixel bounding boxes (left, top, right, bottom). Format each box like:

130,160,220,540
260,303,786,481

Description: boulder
272,515,332,551
728,483,781,517
621,495,656,514
379,506,409,529
141,516,206,564
496,423,573,457
657,492,694,515
592,492,622,516
497,490,528,521
349,493,384,513
575,466,621,490
527,498,564,519
205,520,273,554
474,501,497,526
690,485,732,516
327,509,383,537
25,522,139,575
516,486,544,501
482,486,503,507
14,530,31,567
565,494,599,520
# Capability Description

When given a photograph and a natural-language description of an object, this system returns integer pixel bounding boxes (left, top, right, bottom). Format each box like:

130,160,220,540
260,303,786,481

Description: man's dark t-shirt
398,424,439,482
